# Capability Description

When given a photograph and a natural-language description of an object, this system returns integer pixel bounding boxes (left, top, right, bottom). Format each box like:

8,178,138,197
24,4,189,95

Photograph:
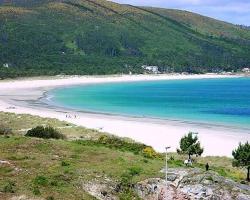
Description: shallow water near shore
47,77,250,130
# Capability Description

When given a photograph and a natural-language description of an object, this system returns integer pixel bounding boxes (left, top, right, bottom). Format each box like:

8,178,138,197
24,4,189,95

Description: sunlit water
47,78,250,129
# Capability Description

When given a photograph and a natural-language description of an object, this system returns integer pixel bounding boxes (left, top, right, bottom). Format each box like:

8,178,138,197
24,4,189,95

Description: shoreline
41,93,250,133
0,74,249,157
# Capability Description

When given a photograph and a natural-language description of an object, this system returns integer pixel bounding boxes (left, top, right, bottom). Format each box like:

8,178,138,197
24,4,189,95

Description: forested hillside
0,0,250,78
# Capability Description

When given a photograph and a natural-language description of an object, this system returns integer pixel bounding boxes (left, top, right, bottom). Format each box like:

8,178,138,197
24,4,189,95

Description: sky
110,0,250,26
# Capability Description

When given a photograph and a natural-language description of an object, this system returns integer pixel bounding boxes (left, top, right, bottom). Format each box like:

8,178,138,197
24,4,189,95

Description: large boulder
135,168,250,200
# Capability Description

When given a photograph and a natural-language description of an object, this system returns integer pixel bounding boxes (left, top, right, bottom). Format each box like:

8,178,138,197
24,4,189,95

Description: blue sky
110,0,250,26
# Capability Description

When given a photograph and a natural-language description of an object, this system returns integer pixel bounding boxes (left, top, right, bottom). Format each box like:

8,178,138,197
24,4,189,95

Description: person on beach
206,163,209,171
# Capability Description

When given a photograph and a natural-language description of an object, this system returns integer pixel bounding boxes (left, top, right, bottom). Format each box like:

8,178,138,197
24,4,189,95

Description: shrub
34,176,48,186
206,176,213,181
120,172,133,188
0,126,13,136
97,135,148,154
3,181,15,193
50,180,58,186
25,126,65,139
119,167,143,196
77,135,160,158
128,166,143,176
61,160,70,167
33,187,41,195
168,159,184,167
142,147,158,158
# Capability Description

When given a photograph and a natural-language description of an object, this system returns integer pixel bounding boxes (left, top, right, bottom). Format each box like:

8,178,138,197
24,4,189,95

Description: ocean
47,77,250,129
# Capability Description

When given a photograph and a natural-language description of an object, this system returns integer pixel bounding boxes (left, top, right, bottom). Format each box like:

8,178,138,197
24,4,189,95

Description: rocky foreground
82,168,250,200
136,168,250,200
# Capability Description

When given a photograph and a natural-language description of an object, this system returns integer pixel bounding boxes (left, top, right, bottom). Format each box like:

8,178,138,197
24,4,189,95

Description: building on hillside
3,63,9,68
242,68,250,73
142,65,159,74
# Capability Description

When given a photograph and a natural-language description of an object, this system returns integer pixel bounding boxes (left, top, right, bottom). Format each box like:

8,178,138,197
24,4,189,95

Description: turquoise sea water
47,78,250,129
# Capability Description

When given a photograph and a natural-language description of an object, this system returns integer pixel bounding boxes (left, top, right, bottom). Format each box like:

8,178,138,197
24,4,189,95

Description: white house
242,68,250,73
142,65,159,74
3,63,9,68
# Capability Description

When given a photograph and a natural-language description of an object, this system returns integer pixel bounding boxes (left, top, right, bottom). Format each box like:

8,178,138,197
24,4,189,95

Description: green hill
0,0,250,78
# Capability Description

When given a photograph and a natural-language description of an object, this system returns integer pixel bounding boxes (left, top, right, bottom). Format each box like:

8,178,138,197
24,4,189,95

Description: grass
0,111,248,199
0,112,165,199
0,112,101,140
198,156,246,181
0,136,164,199
168,153,246,181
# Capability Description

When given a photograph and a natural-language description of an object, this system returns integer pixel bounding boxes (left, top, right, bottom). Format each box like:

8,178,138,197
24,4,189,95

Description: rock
210,194,221,200
237,194,250,200
51,155,60,160
135,178,163,198
101,191,108,196
221,191,233,200
135,179,190,200
206,188,213,196
168,174,177,182
203,179,212,185
0,160,21,173
10,195,43,200
135,168,250,200
0,160,11,165
82,179,118,200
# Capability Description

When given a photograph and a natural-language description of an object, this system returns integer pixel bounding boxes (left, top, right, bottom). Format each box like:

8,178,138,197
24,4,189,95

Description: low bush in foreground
76,135,161,159
0,126,13,136
25,126,65,139
33,175,49,186
2,181,15,193
98,135,147,153
142,147,158,158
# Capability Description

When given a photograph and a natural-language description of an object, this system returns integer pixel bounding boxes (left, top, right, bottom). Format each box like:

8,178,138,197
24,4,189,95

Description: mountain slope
0,0,250,78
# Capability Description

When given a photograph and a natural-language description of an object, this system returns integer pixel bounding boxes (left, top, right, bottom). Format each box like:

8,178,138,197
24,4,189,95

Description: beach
0,74,249,157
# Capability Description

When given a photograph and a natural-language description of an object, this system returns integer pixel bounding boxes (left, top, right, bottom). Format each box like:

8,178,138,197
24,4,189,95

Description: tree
177,132,204,160
232,142,250,181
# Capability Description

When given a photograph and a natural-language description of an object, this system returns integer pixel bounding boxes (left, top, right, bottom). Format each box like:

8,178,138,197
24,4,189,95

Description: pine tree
232,142,250,181
177,132,204,160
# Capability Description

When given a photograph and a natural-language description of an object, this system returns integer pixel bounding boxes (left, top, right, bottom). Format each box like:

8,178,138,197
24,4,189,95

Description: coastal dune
0,74,249,157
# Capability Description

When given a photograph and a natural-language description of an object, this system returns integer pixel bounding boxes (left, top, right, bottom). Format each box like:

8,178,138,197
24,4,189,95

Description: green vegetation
177,132,204,159
0,135,163,199
0,111,248,199
0,125,12,136
0,112,101,139
88,135,160,158
25,126,65,139
170,153,246,182
0,0,250,79
3,181,15,193
232,142,250,181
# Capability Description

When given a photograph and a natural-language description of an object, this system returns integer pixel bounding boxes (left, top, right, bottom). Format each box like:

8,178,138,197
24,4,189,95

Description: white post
165,146,171,199
166,148,168,186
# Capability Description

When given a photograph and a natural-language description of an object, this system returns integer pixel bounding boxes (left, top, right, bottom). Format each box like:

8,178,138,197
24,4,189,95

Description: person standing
205,163,209,171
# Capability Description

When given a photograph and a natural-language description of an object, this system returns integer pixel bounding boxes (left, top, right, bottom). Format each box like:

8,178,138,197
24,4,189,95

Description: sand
0,74,249,157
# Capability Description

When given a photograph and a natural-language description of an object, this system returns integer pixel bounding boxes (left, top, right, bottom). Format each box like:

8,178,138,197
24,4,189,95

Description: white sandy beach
0,74,249,157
